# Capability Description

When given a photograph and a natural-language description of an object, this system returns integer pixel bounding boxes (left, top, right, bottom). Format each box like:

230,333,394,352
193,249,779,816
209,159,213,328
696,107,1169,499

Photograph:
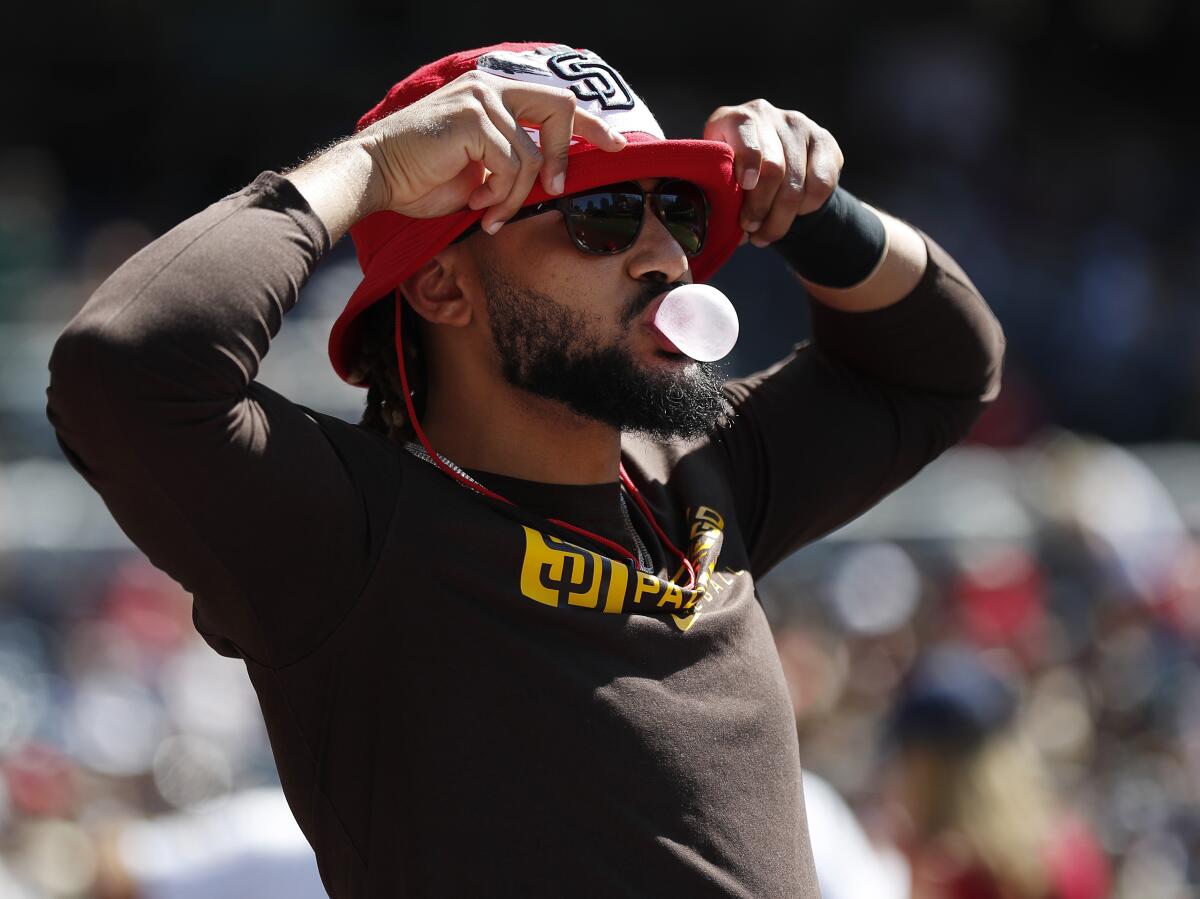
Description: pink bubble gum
651,284,739,362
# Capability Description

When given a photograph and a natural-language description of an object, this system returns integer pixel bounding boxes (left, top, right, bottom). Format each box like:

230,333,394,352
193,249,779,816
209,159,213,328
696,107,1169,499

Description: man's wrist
797,209,928,312
283,137,383,245
770,185,888,288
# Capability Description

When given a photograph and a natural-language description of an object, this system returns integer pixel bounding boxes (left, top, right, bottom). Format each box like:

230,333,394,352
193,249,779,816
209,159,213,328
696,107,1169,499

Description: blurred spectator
874,645,1111,899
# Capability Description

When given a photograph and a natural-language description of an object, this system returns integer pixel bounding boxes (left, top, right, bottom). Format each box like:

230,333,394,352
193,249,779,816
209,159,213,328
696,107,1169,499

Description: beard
476,251,733,442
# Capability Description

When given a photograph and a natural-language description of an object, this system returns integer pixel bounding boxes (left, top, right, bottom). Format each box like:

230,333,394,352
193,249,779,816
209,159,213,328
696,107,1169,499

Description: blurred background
2,2,1199,896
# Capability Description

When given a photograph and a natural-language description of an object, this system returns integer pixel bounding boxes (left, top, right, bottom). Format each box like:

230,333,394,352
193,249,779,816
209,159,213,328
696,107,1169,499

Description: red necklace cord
620,466,696,589
391,291,695,589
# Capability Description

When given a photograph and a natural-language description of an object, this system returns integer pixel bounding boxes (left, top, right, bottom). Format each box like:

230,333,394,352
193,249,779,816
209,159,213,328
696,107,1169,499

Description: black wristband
770,185,888,288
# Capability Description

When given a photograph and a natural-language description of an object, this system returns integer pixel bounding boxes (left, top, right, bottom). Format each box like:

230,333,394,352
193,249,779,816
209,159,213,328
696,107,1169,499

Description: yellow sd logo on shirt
517,506,730,632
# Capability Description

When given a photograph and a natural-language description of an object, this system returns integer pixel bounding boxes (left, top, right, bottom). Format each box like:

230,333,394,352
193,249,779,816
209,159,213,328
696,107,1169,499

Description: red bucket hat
328,40,746,385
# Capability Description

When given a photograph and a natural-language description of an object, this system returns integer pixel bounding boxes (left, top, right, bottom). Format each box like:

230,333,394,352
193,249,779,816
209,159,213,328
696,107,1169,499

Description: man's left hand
703,99,845,248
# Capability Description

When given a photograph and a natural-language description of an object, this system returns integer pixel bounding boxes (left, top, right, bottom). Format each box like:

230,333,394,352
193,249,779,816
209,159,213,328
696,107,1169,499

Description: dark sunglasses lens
564,188,644,253
655,181,706,255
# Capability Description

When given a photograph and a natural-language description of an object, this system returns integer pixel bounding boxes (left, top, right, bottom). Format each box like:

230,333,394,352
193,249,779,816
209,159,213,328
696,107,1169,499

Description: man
46,41,1004,898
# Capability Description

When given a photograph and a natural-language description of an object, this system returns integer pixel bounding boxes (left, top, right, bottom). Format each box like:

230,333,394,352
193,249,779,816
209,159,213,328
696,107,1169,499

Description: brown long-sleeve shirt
46,171,1004,898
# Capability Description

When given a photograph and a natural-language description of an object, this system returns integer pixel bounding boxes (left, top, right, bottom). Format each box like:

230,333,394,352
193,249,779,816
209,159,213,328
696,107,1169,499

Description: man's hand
287,70,628,244
705,98,928,309
360,70,627,227
703,99,845,248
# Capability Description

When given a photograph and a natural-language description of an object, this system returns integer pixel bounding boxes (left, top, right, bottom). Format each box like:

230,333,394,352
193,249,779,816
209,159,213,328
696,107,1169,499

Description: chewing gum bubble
652,284,739,362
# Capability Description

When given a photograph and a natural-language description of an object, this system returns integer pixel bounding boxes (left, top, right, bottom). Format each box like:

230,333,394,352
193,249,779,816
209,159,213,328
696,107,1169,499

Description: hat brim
328,132,744,386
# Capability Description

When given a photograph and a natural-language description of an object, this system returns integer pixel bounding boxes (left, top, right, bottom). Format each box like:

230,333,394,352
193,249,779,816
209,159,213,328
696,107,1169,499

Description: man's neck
412,380,623,486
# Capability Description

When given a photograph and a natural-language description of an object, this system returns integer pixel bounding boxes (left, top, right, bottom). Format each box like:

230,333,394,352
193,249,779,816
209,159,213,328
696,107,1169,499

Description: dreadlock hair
355,290,427,443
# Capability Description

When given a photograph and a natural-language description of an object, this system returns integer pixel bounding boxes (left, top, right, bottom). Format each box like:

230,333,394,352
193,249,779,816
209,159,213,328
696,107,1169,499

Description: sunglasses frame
450,178,710,257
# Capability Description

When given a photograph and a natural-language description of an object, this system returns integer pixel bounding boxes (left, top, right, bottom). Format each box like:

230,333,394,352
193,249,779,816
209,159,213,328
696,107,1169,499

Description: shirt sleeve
45,172,403,668
710,225,1006,580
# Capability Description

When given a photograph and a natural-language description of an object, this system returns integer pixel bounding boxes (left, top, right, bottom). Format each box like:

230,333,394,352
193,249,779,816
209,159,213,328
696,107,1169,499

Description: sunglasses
451,178,709,256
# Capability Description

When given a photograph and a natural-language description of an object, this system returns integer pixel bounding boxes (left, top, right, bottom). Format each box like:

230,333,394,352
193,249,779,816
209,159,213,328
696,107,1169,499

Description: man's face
465,178,732,442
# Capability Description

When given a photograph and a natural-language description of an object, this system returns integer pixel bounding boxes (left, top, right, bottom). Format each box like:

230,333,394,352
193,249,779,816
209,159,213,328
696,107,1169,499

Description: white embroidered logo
475,44,665,147
545,51,635,110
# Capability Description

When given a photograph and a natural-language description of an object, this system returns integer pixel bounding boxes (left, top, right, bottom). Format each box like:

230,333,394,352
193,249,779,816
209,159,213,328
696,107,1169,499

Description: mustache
620,280,689,328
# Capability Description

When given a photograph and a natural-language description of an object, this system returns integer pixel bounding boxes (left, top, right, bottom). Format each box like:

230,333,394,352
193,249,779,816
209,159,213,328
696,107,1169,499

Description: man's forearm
796,206,928,312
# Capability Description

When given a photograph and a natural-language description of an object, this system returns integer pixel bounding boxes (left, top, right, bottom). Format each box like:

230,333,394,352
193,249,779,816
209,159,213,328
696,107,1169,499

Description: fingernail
550,172,565,195
742,168,759,190
750,235,769,248
610,128,627,144
485,220,504,235
744,219,761,233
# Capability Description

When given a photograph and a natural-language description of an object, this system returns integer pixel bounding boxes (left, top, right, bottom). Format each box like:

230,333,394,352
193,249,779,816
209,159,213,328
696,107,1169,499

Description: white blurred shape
152,735,233,810
65,673,167,776
829,445,1032,543
0,456,131,551
1114,831,1189,899
1067,441,1189,602
827,542,920,635
159,642,266,766
803,769,910,899
1026,667,1094,761
0,649,49,754
118,787,327,899
1111,772,1170,837
13,818,97,896
0,856,37,899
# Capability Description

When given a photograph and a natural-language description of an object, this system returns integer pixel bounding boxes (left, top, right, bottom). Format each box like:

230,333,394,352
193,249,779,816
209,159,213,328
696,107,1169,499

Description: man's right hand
286,71,628,245
361,70,627,230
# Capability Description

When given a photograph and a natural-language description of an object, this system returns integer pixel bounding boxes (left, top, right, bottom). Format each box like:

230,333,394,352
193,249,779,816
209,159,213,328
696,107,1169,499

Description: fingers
521,97,626,196
703,105,764,191
462,74,628,232
462,106,527,233
470,102,548,232
800,126,842,215
739,120,788,238
705,98,847,250
753,115,818,244
749,118,843,246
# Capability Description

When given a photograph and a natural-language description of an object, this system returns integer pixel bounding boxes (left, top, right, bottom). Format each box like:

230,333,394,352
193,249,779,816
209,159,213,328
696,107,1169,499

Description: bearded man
47,41,1004,898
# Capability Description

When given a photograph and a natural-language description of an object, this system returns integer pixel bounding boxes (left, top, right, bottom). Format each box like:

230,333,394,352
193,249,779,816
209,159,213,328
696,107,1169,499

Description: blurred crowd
3,1,1199,896
762,429,1200,898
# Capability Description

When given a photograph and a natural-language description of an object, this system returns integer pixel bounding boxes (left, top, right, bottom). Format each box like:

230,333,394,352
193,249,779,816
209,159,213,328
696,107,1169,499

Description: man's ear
399,252,473,328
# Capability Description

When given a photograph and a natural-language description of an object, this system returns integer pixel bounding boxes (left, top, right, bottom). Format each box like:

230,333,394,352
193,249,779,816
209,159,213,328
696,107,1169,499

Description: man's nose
625,205,690,284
